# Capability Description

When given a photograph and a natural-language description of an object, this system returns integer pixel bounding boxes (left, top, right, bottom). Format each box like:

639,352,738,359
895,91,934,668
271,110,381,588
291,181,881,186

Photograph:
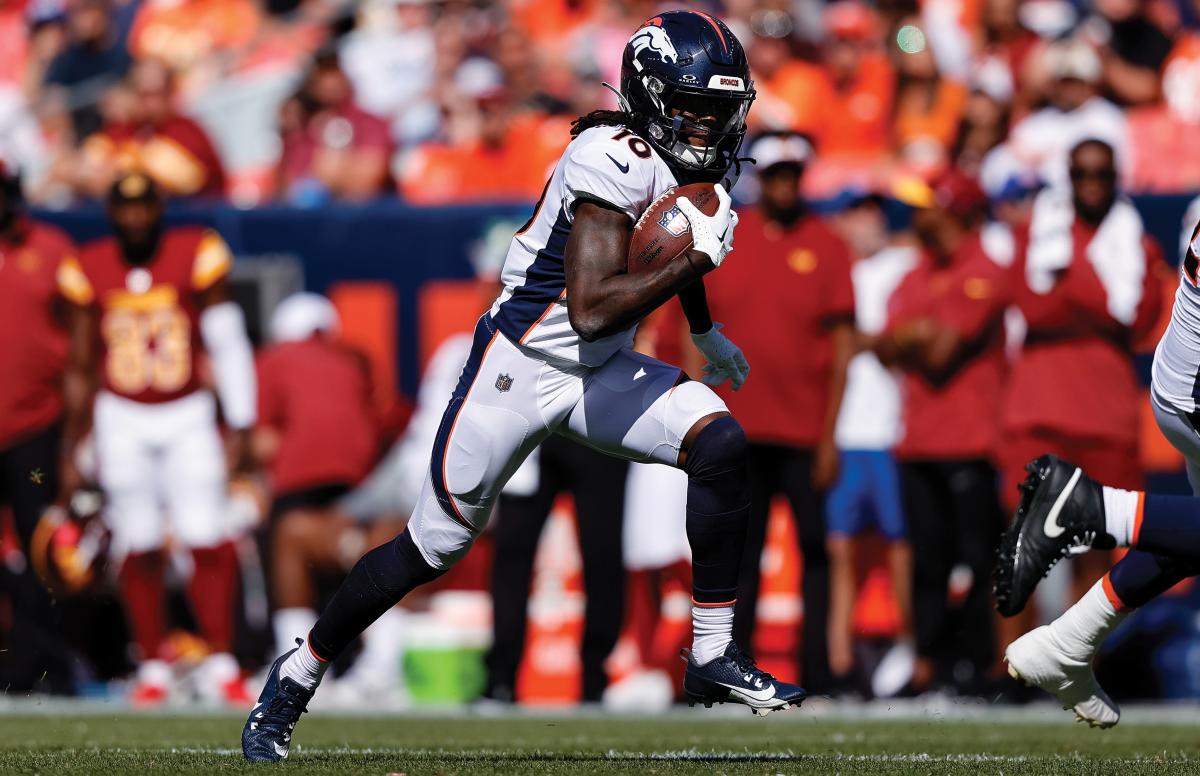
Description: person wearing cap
872,166,1010,695
275,50,393,204
1008,37,1128,188
254,292,403,701
0,162,81,693
825,191,918,696
1001,137,1165,602
57,172,256,705
701,132,854,694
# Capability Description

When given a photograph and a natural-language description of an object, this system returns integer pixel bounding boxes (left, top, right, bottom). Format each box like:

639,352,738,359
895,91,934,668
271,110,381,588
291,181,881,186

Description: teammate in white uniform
998,207,1200,727
244,10,805,761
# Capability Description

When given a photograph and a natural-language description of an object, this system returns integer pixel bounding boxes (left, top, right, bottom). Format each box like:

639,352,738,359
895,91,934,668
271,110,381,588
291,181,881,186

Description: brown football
627,182,719,275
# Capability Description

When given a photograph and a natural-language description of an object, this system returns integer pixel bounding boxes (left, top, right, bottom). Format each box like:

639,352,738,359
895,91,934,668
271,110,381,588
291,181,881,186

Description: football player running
995,209,1200,728
243,10,805,762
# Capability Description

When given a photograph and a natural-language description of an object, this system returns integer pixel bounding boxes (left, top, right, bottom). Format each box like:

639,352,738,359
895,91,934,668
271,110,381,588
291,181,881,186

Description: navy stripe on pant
428,314,497,530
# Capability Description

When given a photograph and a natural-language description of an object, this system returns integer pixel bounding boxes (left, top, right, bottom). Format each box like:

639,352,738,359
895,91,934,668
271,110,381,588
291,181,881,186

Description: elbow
571,311,604,343
568,306,606,343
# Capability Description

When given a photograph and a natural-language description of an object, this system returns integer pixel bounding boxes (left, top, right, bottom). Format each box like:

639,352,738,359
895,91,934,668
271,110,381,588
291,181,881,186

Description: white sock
691,605,733,665
273,607,318,657
1048,580,1127,660
279,638,329,690
1102,486,1141,547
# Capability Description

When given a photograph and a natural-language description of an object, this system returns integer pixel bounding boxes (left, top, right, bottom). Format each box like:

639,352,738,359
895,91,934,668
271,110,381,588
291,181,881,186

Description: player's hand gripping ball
627,183,737,274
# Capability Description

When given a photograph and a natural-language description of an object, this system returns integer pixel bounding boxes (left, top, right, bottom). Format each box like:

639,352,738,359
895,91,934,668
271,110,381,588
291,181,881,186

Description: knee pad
683,415,747,482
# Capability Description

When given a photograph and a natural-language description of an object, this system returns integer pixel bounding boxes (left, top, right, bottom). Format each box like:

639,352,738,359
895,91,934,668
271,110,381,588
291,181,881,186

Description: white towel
1026,186,1145,325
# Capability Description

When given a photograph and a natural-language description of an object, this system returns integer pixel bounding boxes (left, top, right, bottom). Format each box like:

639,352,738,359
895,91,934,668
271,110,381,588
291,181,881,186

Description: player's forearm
677,277,714,334
570,258,706,341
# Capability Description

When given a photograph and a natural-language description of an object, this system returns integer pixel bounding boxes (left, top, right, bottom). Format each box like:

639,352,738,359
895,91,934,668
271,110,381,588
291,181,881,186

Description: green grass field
4,710,1200,775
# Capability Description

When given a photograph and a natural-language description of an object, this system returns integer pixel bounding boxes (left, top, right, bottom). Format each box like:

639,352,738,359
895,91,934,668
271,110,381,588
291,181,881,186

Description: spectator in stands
43,0,132,142
75,58,226,200
0,162,78,693
708,133,855,695
275,50,393,205
952,59,1013,179
1125,0,1200,192
810,2,894,160
977,0,1039,110
254,293,400,698
891,9,970,168
398,58,565,205
126,0,258,78
874,167,1009,695
1008,38,1128,188
826,191,917,697
745,18,820,134
1090,0,1174,106
339,0,438,148
1001,138,1166,601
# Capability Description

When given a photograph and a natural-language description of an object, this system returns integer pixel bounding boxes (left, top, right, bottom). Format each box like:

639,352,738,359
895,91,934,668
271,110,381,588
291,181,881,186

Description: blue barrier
35,194,1199,397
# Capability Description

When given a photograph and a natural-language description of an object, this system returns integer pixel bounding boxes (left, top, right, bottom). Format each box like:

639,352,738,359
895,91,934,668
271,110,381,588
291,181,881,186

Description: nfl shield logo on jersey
495,373,514,392
658,206,690,237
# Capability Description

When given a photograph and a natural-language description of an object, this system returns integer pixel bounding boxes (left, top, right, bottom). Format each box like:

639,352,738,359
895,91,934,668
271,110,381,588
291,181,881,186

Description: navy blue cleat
683,642,806,716
994,455,1111,618
242,643,314,762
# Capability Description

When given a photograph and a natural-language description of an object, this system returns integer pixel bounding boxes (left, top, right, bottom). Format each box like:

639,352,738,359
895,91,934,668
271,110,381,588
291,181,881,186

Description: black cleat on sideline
994,454,1111,617
241,642,314,762
682,642,806,716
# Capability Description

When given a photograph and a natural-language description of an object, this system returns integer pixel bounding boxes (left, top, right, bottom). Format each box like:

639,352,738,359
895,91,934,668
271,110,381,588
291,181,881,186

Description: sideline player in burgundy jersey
0,162,79,692
58,173,257,705
244,10,805,763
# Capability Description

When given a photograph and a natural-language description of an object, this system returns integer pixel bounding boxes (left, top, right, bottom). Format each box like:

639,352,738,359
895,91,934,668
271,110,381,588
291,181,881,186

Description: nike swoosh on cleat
1042,467,1081,539
606,154,629,174
273,742,289,758
715,681,777,703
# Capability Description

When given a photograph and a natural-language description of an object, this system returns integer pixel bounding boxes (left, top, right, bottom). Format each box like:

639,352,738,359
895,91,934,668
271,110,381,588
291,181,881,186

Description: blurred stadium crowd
6,0,1200,207
2,0,1200,710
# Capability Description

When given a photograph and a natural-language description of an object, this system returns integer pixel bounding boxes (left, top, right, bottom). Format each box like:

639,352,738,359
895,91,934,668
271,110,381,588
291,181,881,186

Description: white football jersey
489,124,681,366
1152,212,1200,412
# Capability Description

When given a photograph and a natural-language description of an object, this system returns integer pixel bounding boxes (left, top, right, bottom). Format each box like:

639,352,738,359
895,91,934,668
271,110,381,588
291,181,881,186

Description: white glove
691,322,750,391
676,184,738,267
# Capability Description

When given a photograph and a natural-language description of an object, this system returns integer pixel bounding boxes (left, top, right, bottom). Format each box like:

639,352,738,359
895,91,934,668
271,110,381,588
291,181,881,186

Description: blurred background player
873,168,1009,695
1001,138,1164,607
1003,160,1200,734
57,172,255,704
826,190,916,697
253,293,382,682
705,132,854,696
484,437,627,705
0,162,79,693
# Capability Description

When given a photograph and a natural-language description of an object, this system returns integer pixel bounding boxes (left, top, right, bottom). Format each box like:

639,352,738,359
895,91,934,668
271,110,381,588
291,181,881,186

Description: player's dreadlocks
570,109,639,137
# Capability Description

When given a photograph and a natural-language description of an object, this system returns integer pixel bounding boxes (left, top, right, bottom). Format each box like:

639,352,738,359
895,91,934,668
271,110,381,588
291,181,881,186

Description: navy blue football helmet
619,10,755,181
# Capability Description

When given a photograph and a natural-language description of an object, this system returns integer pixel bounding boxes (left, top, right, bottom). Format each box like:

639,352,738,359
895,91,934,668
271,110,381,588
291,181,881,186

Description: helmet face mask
620,11,755,179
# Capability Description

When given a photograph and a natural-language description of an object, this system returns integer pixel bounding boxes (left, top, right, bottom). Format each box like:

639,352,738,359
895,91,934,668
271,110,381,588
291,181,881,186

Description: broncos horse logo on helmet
630,23,680,65
618,10,755,182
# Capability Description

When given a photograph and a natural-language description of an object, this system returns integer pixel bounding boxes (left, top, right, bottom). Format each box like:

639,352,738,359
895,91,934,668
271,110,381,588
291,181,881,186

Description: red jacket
890,234,1011,460
1003,221,1164,445
257,337,379,494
